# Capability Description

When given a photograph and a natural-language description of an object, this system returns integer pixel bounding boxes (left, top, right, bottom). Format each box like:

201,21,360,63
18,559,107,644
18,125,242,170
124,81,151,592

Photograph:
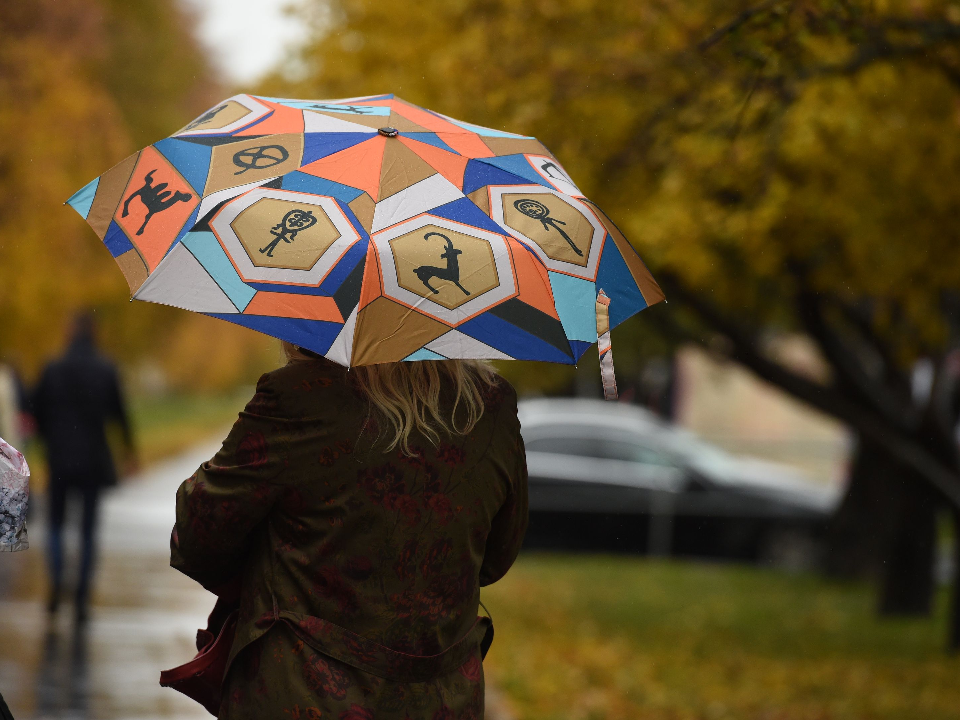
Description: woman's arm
479,390,529,587
170,374,288,590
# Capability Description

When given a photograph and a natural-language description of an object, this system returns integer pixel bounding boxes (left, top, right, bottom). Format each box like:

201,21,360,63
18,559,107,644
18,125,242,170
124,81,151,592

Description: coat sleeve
170,374,288,590
479,387,529,587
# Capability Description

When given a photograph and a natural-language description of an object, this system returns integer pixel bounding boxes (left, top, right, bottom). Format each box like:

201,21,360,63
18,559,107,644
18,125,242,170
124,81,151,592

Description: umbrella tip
378,127,399,137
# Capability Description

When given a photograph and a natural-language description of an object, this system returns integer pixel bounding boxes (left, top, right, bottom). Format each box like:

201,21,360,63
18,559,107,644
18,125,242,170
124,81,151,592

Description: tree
0,0,276,390
266,0,960,648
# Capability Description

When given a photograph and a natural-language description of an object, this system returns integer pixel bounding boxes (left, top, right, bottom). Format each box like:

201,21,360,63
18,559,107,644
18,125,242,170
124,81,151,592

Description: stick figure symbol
259,208,318,258
232,145,290,175
184,104,228,131
514,198,583,257
121,170,193,236
413,232,471,296
310,104,371,115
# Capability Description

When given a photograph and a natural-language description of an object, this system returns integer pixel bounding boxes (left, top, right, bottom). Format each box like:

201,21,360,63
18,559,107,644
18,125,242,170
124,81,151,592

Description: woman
170,345,528,720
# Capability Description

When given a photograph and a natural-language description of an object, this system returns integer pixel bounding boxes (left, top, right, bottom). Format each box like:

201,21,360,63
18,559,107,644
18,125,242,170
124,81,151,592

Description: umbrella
66,94,664,398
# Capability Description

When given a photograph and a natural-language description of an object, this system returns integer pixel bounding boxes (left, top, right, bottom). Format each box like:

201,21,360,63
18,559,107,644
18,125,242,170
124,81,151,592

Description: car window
525,432,677,467
525,435,604,459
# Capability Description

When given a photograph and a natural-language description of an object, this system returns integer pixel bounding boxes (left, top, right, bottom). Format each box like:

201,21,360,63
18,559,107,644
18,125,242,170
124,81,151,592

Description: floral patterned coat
170,358,528,720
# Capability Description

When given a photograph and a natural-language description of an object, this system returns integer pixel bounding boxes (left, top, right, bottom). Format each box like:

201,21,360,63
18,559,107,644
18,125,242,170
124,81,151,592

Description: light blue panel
180,231,255,311
548,271,597,342
446,119,533,138
281,101,391,116
66,177,99,219
403,348,446,361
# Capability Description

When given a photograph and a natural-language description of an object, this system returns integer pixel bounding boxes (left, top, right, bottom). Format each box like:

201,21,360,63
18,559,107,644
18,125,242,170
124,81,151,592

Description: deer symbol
413,232,471,297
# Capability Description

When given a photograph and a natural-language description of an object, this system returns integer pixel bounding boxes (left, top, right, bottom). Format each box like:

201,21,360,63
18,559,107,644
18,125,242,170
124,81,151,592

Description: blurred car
518,398,841,567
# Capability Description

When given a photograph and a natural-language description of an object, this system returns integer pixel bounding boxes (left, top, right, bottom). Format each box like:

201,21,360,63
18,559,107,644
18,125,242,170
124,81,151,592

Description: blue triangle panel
476,155,550,187
569,340,594,362
281,171,364,203
462,160,538,196
457,312,575,364
302,133,372,165
103,221,134,258
244,238,368,297
154,138,212,194
208,314,343,357
67,177,99,219
404,132,459,154
595,235,650,329
429,198,510,236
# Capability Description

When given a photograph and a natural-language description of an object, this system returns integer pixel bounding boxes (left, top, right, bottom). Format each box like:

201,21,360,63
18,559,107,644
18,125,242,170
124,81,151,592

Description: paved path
0,442,513,720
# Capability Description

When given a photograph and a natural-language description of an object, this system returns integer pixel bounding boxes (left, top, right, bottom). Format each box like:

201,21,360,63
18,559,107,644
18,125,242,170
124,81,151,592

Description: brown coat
171,359,528,720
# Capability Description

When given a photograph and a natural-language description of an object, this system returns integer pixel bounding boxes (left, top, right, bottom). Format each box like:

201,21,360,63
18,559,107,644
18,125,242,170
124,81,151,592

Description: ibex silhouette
413,232,471,296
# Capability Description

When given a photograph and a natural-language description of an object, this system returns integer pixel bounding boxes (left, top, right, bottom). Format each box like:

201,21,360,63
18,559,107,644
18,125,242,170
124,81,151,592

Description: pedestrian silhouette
122,170,193,236
32,313,136,624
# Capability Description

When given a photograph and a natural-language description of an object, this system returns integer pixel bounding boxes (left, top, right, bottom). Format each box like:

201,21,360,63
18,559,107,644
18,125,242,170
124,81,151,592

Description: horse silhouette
413,232,471,296
122,170,193,236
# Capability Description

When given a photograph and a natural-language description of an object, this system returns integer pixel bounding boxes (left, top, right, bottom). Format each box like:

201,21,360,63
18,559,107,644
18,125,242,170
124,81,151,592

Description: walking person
170,346,528,719
32,312,136,623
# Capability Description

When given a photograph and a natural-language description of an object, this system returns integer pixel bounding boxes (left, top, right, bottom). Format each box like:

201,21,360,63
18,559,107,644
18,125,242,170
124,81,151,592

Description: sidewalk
0,442,220,720
0,443,514,720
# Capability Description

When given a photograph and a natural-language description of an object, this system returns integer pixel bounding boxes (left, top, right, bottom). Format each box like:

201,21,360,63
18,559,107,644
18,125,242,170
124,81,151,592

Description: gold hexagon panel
500,192,593,267
231,197,341,270
389,224,499,310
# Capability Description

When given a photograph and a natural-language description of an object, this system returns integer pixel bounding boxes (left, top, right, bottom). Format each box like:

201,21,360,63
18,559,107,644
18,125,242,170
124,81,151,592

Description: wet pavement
0,442,513,720
0,442,220,720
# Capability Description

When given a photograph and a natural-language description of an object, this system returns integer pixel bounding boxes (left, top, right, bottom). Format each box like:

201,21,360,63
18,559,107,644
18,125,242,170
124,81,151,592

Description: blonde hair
282,342,497,454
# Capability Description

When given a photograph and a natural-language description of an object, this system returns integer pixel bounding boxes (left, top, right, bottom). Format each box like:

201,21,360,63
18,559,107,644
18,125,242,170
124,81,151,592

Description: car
518,398,841,566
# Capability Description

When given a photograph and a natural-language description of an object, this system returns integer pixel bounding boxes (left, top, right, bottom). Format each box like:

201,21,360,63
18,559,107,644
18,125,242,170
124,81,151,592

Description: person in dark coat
170,345,528,719
32,312,136,622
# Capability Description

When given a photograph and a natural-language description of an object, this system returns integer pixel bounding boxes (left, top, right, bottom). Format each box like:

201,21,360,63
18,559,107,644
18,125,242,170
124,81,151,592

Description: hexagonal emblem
488,185,605,280
211,188,361,286
176,95,269,136
373,215,517,325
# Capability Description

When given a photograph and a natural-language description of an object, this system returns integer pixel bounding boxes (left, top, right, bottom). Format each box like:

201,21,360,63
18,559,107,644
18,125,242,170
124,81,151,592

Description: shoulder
247,359,352,419
483,374,519,419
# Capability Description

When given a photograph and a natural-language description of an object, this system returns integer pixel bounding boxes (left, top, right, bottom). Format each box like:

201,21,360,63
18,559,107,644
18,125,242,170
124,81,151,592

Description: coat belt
256,597,492,684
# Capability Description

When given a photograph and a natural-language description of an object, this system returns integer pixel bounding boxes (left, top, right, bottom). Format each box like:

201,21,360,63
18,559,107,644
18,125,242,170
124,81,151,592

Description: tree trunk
949,508,960,653
877,473,937,616
826,437,938,616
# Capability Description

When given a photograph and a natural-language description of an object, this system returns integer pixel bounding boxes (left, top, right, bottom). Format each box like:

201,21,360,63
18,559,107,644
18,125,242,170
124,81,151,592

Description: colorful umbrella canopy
66,94,663,386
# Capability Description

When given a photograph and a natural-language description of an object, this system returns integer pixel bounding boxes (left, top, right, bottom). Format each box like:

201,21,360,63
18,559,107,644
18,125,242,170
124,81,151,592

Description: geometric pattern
67,94,665,366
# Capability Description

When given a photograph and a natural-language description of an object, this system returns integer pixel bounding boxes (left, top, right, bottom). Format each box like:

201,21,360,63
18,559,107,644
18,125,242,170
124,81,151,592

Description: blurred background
1,0,960,718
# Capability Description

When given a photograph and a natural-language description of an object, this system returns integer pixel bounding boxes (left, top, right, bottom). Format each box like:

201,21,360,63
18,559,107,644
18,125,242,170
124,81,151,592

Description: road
0,441,513,720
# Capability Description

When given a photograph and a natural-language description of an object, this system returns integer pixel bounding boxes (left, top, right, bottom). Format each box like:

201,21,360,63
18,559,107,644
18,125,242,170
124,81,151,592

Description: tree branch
658,273,960,507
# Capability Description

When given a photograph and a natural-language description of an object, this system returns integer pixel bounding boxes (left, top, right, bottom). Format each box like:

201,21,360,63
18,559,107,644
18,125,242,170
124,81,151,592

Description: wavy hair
282,342,497,455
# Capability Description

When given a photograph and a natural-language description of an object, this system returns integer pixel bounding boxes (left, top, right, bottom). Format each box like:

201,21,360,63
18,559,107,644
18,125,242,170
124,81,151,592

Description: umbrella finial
378,127,399,137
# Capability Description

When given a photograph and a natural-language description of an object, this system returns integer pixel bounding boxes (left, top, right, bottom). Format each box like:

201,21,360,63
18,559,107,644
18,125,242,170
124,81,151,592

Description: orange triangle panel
299,136,386,198
399,136,468,190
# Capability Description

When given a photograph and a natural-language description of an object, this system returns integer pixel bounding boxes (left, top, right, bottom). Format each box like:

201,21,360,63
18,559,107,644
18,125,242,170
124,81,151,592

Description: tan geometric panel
482,137,553,157
389,224,499,310
230,198,340,270
205,134,304,195
351,297,451,365
179,100,252,134
467,187,490,215
115,248,149,293
378,140,437,201
501,193,593,267
88,152,140,239
348,192,375,232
